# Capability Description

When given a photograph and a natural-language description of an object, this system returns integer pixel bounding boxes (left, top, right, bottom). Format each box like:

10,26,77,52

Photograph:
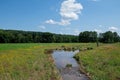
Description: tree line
0,29,119,43
0,29,78,43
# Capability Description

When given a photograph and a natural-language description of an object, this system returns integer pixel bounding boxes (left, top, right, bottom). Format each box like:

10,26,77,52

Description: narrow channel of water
52,50,89,80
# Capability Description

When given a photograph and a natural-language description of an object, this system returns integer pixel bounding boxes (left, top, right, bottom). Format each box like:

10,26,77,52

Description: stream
52,50,89,80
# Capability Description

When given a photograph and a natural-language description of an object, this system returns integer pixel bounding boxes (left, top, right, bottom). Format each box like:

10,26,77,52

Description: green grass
0,43,62,80
0,43,87,80
0,43,119,80
0,43,40,51
74,43,120,80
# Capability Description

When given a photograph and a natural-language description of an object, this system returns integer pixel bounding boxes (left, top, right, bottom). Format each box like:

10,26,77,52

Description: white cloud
45,19,70,26
45,0,83,26
59,19,71,25
109,26,118,32
38,25,46,30
45,19,57,24
60,0,83,20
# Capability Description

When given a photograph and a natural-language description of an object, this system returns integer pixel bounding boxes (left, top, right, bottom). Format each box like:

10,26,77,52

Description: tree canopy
0,29,119,43
79,31,97,43
0,29,78,43
99,31,120,43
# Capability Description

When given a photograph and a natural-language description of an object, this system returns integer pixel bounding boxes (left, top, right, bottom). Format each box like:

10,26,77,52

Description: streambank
52,50,89,80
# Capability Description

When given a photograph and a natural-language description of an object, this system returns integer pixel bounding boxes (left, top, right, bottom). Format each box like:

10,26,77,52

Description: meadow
0,43,62,80
74,43,120,80
0,43,119,80
0,43,83,80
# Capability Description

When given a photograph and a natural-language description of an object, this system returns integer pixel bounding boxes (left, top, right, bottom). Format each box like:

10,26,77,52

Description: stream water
52,50,89,80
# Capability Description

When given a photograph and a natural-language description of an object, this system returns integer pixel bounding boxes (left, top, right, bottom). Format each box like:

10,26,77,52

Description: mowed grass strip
74,43,120,80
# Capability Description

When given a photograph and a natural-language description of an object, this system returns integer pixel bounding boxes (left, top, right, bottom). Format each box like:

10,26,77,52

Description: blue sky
0,0,120,35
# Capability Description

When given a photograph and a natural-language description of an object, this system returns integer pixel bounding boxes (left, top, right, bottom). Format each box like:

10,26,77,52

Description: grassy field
74,43,120,80
0,43,84,80
0,43,61,80
0,43,119,80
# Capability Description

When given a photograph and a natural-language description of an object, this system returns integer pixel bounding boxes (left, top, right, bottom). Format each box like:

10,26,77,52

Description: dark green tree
41,32,54,43
79,31,97,42
99,31,120,43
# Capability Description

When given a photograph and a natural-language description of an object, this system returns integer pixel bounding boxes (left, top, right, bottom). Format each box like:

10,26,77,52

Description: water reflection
52,50,79,69
52,50,89,80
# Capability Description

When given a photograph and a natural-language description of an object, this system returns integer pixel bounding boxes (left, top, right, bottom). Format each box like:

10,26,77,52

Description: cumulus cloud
45,19,57,24
109,26,118,32
45,0,83,26
45,19,70,26
60,0,83,20
59,19,71,25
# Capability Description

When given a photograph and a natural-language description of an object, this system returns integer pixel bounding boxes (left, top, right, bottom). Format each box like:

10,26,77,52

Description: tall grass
0,43,62,80
74,43,120,80
0,43,85,80
1,43,119,80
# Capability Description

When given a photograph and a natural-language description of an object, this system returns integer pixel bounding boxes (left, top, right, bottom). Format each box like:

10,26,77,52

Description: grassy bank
1,43,119,80
0,43,87,80
0,43,61,80
74,43,120,80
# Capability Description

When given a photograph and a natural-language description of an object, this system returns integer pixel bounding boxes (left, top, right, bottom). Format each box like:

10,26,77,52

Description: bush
66,64,72,68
